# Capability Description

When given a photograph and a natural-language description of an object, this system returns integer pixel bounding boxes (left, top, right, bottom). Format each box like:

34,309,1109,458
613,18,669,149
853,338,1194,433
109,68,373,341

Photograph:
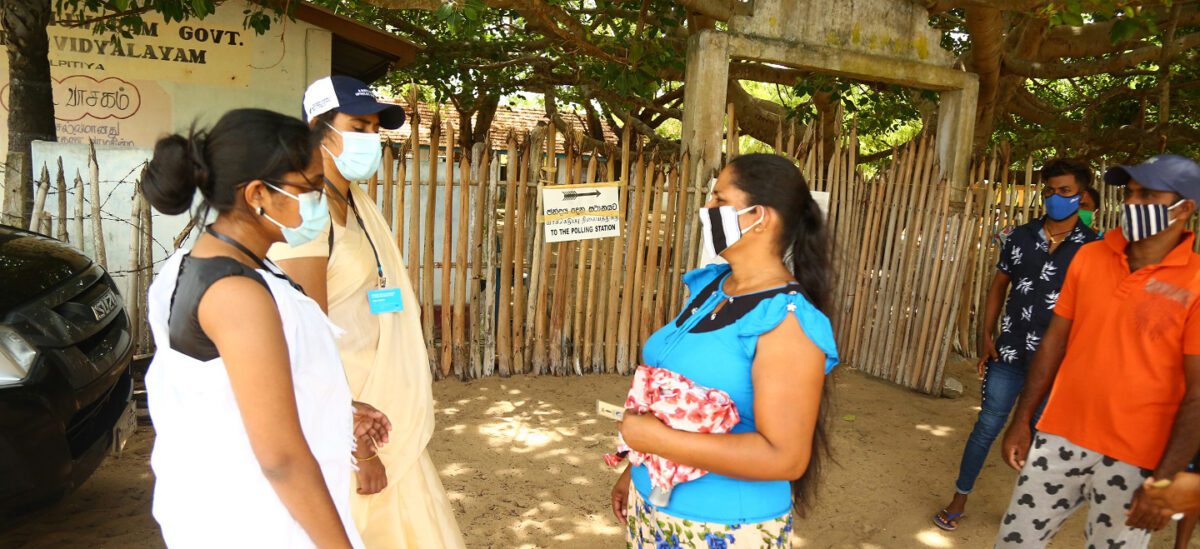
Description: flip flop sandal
933,509,965,531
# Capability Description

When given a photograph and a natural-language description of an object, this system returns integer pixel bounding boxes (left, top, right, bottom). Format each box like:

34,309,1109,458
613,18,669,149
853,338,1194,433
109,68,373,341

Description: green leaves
55,0,274,35
1110,17,1140,42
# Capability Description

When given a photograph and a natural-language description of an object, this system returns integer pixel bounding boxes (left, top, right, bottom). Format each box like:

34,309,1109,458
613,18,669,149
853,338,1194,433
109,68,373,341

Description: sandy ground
2,357,1197,549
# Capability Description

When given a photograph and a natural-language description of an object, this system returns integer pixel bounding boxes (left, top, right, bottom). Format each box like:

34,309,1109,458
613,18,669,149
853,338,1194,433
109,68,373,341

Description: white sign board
542,183,621,243
812,190,830,220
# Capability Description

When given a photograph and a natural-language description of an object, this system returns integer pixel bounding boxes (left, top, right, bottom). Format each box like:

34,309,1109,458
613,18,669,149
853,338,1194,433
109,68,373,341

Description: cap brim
336,102,406,130
1105,164,1175,194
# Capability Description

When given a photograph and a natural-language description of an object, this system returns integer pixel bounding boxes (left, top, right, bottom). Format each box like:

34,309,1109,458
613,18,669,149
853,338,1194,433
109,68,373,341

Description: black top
675,270,805,333
993,217,1099,365
168,255,270,361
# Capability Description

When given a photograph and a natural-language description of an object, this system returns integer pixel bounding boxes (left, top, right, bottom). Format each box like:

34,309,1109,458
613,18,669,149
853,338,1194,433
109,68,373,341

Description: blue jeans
954,360,1046,494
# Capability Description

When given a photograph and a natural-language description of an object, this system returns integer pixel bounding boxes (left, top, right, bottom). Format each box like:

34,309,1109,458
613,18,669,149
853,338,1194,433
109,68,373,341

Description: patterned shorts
625,488,793,548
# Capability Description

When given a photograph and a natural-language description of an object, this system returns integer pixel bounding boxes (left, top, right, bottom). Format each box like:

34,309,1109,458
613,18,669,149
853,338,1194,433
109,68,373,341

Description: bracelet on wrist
356,452,379,462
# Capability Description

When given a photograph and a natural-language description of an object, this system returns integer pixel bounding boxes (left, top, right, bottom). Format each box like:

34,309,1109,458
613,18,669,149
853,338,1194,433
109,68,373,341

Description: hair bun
141,131,210,215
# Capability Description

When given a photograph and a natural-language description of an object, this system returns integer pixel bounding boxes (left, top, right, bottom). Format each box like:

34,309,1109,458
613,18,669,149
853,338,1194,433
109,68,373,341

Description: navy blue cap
1105,154,1200,203
302,76,405,130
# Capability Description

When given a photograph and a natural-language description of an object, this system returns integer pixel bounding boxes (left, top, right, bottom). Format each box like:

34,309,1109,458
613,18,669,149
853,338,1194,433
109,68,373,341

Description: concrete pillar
680,30,730,181
936,76,979,207
305,28,333,85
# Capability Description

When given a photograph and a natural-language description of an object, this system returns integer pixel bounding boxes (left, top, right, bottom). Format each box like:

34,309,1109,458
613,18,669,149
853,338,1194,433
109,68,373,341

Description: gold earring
754,226,764,233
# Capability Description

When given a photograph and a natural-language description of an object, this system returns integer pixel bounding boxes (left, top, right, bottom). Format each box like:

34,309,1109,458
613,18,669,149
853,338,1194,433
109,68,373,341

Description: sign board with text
541,183,622,243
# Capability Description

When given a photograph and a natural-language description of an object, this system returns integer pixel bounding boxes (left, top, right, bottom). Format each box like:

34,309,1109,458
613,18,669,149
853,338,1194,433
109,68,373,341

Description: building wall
0,0,331,154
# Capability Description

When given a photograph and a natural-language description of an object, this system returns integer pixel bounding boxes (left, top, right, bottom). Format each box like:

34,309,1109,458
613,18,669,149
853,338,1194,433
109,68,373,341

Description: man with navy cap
994,154,1200,548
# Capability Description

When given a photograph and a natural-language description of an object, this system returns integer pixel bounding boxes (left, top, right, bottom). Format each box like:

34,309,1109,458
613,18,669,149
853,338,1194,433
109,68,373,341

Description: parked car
0,223,135,524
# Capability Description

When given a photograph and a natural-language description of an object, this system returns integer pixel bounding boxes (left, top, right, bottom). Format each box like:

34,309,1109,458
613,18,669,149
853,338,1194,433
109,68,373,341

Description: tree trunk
472,94,500,146
2,0,56,228
964,5,1004,150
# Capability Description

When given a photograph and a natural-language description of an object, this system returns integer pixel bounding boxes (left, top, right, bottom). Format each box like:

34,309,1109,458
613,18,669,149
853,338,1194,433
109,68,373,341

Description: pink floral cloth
605,365,740,506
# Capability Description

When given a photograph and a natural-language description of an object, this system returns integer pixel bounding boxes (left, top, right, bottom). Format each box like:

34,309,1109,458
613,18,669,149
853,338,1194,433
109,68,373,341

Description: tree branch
729,62,809,85
1004,32,1200,79
676,0,735,21
1037,2,1200,59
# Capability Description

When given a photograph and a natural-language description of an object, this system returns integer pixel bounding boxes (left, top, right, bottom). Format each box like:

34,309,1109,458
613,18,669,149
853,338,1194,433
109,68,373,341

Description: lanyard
325,179,387,288
205,226,305,294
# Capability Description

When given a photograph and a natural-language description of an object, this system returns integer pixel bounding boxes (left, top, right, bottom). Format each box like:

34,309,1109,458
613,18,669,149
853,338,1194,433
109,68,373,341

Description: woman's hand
355,456,388,495
618,411,667,454
611,465,632,525
352,401,391,447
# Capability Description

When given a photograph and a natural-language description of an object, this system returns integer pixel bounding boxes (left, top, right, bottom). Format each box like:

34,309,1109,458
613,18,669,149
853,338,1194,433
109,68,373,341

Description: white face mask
323,122,382,181
260,183,330,247
699,205,764,260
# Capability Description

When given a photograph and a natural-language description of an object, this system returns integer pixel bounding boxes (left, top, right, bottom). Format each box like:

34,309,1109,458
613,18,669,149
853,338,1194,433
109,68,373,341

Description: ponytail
726,153,833,516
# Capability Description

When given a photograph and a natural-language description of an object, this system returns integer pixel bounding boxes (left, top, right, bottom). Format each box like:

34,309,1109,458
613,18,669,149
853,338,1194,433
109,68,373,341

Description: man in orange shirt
994,154,1200,548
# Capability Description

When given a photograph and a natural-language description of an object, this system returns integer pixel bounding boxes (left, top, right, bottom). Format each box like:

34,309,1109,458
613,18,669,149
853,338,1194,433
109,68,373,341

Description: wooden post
73,171,85,251
668,153,691,316
395,143,408,252
422,113,440,375
451,143,472,378
615,139,645,374
88,141,107,269
512,141,533,372
626,150,654,368
30,164,50,231
497,136,519,377
382,140,395,228
640,166,666,345
528,127,555,374
56,158,68,241
126,189,143,352
140,194,154,353
480,147,500,376
407,103,423,286
594,154,619,372
440,123,456,377
605,129,632,372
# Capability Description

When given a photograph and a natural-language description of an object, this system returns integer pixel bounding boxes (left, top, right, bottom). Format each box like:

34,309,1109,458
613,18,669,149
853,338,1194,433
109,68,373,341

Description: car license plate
112,401,137,457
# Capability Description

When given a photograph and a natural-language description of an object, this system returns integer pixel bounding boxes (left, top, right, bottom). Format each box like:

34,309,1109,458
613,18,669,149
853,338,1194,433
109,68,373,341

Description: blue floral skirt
625,488,793,548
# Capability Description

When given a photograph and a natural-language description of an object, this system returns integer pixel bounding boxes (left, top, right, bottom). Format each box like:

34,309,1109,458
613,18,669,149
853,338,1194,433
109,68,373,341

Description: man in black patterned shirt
933,159,1100,531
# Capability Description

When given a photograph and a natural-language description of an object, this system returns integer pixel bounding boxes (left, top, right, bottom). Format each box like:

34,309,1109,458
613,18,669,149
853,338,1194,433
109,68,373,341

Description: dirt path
2,358,1196,548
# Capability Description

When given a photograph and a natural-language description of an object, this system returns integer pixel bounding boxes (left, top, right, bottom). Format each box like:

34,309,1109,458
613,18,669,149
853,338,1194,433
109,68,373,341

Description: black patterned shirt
994,218,1100,365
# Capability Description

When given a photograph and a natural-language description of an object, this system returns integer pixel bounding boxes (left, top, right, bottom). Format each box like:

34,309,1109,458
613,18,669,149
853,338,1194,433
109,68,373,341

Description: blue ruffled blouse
630,263,839,524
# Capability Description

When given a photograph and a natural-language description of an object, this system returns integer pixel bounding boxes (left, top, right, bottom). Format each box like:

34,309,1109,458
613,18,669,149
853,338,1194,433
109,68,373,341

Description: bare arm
200,277,351,549
1126,358,1200,531
619,315,825,481
275,257,330,313
1154,357,1200,479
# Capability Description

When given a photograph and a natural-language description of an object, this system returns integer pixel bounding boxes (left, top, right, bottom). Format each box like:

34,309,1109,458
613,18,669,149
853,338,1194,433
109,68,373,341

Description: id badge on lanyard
367,275,403,315
331,185,403,315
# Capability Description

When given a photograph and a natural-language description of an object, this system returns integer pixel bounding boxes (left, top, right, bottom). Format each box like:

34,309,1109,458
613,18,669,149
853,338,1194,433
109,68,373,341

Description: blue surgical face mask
261,183,329,247
1044,193,1081,221
324,122,382,181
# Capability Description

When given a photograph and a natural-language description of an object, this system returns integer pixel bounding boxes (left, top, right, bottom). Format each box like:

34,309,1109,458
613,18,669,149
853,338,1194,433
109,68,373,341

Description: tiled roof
378,102,619,154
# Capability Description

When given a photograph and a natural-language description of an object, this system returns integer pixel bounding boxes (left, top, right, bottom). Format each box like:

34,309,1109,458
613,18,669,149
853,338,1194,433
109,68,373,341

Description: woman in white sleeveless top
141,109,385,548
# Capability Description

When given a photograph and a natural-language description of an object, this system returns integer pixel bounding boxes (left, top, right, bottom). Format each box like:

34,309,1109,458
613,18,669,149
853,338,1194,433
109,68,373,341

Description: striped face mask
699,205,763,258
1121,200,1184,242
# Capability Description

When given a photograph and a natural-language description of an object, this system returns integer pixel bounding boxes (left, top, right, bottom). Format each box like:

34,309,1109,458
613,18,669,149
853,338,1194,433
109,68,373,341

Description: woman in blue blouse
613,153,839,548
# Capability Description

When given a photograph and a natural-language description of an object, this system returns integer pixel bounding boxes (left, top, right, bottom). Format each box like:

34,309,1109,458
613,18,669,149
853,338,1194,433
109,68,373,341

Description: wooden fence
352,102,978,394
35,106,1167,395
